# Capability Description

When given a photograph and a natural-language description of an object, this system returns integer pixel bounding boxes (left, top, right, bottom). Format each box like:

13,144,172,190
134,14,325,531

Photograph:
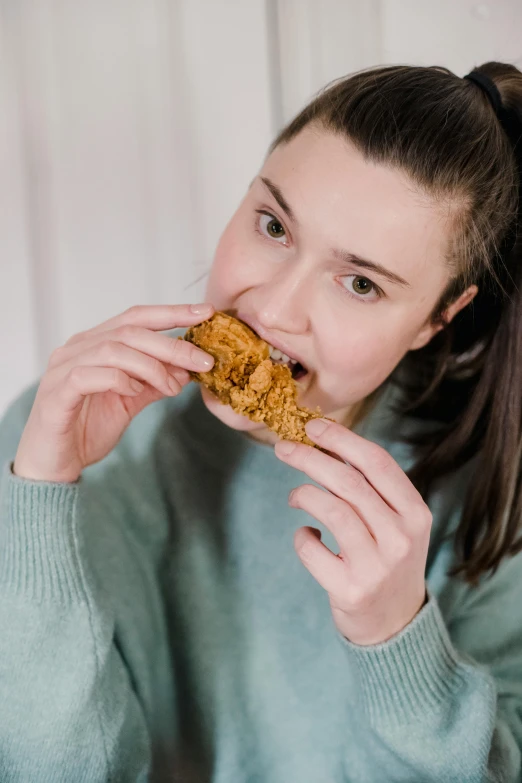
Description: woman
1,62,521,782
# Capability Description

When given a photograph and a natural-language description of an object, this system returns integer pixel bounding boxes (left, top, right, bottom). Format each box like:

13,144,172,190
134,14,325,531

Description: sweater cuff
0,462,85,603
338,588,469,728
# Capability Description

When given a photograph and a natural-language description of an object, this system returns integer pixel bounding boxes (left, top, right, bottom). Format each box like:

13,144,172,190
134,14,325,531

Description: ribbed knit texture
0,381,520,782
340,588,475,726
0,464,83,602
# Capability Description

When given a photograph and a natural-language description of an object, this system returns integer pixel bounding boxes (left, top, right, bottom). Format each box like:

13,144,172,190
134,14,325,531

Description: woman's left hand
274,418,431,646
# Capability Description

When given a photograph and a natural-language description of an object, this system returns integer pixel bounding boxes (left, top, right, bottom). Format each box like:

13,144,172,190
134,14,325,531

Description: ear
409,284,478,351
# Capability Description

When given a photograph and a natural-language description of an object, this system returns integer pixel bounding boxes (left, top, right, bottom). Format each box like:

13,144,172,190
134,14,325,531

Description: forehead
260,126,452,289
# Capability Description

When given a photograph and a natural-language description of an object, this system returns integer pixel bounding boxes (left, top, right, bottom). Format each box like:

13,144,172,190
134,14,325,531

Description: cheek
317,313,418,403
204,230,238,305
205,214,264,306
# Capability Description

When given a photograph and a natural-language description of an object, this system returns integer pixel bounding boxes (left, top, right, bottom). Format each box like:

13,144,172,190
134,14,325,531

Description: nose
252,262,312,335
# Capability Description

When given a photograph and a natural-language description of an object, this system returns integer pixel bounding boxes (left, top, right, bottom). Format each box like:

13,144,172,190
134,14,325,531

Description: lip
235,311,309,370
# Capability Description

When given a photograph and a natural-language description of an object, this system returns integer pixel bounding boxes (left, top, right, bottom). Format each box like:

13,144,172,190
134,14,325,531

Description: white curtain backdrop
1,0,521,415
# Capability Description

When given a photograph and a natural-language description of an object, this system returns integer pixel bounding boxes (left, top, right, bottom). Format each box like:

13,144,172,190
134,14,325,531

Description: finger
52,366,146,414
293,526,347,594
290,484,376,562
49,325,214,374
49,341,183,398
65,303,215,346
167,366,191,386
276,440,394,544
304,418,423,515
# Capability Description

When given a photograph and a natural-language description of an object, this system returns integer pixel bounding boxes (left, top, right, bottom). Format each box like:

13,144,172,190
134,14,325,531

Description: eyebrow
256,176,411,289
260,177,296,223
332,249,411,288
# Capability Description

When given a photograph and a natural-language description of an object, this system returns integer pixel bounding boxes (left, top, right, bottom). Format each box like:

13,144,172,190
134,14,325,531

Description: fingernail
275,440,297,457
305,418,329,438
168,376,180,394
191,347,214,370
190,303,213,316
130,379,144,393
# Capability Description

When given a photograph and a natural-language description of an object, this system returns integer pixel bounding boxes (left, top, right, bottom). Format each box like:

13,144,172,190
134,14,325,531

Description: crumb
183,312,322,445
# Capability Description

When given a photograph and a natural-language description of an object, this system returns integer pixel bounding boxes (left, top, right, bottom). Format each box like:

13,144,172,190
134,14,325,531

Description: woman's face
203,125,468,437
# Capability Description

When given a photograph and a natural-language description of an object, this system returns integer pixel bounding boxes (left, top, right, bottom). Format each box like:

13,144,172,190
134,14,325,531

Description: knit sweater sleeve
339,563,522,783
0,387,152,782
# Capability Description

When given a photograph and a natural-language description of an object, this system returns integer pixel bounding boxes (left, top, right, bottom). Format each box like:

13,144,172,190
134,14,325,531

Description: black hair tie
464,71,503,114
464,69,522,263
463,70,522,160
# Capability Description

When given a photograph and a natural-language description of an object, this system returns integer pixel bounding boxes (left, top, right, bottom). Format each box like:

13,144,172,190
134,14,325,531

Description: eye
340,274,380,301
256,211,288,243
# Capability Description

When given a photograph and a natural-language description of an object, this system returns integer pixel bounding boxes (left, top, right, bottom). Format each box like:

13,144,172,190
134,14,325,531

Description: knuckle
67,366,86,388
326,503,349,528
344,468,365,493
48,345,66,368
391,532,411,561
168,337,184,361
299,447,316,470
99,340,121,362
419,505,433,529
124,305,144,322
150,356,169,383
115,324,141,342
411,501,433,531
64,330,86,346
302,445,314,463
151,355,166,374
344,584,367,609
108,368,123,385
367,442,393,472
345,575,383,610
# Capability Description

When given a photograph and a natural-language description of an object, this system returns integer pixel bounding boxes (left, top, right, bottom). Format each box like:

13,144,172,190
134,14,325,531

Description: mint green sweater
1,379,521,782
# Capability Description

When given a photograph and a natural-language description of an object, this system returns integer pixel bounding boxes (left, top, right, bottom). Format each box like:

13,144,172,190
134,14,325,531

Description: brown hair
270,63,522,585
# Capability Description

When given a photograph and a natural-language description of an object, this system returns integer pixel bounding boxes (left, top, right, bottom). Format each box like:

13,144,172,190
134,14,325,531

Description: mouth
266,345,308,381
234,311,310,383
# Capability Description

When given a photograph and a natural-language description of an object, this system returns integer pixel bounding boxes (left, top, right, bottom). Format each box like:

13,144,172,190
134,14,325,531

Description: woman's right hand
13,303,216,483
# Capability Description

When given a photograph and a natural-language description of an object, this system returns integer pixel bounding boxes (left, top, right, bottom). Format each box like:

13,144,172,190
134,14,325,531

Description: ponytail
403,61,522,584
403,249,522,584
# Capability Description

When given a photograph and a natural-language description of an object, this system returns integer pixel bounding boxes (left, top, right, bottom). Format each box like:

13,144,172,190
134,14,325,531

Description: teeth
269,345,295,365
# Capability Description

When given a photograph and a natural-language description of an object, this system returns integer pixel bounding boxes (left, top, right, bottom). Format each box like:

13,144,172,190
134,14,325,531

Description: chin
200,385,267,432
